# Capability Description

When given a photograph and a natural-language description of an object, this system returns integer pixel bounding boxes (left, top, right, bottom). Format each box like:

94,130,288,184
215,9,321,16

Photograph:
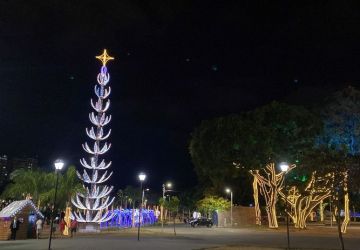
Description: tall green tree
1,169,54,206
160,196,180,235
1,166,83,210
250,101,322,163
189,101,321,198
299,147,358,249
314,86,360,223
115,189,126,208
57,165,84,209
319,86,360,155
196,196,230,218
123,185,141,208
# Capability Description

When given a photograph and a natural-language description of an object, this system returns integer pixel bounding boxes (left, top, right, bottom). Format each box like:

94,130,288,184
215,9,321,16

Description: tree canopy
318,86,360,155
196,196,230,217
1,166,82,209
189,101,321,198
159,196,180,213
116,185,141,208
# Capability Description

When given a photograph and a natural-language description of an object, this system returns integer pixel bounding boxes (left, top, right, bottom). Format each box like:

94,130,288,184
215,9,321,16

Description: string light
250,164,350,232
252,176,261,225
0,200,44,218
96,49,114,67
319,200,324,222
278,172,341,229
63,206,71,236
99,209,157,229
71,50,115,223
341,171,349,233
250,163,295,228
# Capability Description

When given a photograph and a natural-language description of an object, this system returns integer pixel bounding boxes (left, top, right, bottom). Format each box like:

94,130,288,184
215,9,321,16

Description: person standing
35,218,43,239
10,216,21,240
70,218,78,237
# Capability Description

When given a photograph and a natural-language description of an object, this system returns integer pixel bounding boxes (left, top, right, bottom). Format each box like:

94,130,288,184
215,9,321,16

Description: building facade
0,155,39,192
10,157,38,171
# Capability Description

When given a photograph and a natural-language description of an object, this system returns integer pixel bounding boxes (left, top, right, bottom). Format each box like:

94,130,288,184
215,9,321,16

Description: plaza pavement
0,224,359,250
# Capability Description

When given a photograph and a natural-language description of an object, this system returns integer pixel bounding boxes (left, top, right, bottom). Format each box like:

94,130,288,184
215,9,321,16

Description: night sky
1,1,360,191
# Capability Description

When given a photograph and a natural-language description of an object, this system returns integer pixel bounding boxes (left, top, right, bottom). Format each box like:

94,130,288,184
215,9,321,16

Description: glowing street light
279,162,290,250
137,173,146,241
163,182,172,198
225,188,233,227
280,162,289,172
54,159,65,170
138,173,146,182
48,159,65,250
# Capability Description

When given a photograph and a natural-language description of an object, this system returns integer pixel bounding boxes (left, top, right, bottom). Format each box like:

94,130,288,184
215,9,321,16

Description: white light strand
71,50,115,223
80,158,112,170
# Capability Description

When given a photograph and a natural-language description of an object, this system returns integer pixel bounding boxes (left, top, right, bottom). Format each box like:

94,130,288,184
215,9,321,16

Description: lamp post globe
54,159,64,170
138,173,146,182
280,162,289,172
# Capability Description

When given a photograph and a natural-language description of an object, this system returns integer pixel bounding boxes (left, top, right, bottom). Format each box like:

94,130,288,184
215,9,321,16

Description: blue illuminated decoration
99,209,157,229
317,86,360,156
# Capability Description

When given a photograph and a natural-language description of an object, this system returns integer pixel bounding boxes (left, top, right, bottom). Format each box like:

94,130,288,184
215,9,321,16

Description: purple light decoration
100,209,158,229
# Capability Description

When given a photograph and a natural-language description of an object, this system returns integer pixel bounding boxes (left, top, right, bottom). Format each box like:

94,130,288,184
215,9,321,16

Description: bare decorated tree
278,171,332,229
250,163,295,228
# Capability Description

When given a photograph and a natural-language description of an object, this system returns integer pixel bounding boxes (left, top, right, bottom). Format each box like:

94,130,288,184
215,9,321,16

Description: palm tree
116,189,126,208
123,185,140,208
122,185,141,227
1,169,54,207
56,165,84,209
0,166,83,210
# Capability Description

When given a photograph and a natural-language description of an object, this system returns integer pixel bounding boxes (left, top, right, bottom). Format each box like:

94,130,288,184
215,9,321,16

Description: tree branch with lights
250,163,295,228
278,171,332,229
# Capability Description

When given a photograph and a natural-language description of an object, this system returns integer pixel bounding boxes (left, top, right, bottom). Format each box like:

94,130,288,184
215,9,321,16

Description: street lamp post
48,159,64,250
161,182,172,225
162,182,172,198
280,162,290,250
137,173,146,241
162,184,165,199
225,188,233,227
143,188,149,208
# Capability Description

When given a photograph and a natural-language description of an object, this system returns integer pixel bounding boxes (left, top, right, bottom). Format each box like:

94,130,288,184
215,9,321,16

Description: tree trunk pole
335,198,345,250
173,212,176,236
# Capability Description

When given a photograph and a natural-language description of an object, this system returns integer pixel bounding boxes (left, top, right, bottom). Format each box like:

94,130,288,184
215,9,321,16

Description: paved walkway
0,225,358,250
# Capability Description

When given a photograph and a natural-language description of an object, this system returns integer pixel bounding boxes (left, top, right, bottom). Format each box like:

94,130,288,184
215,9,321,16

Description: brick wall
217,205,255,227
0,219,11,240
0,205,35,240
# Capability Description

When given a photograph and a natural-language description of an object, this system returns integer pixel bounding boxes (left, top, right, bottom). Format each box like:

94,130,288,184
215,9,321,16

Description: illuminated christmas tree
72,50,115,223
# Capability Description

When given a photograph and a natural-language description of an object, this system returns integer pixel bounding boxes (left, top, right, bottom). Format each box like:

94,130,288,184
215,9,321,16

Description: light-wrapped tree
251,175,261,225
278,171,332,229
250,163,295,228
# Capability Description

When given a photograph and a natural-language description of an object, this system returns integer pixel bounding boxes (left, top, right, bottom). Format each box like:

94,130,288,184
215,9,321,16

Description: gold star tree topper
96,49,114,66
